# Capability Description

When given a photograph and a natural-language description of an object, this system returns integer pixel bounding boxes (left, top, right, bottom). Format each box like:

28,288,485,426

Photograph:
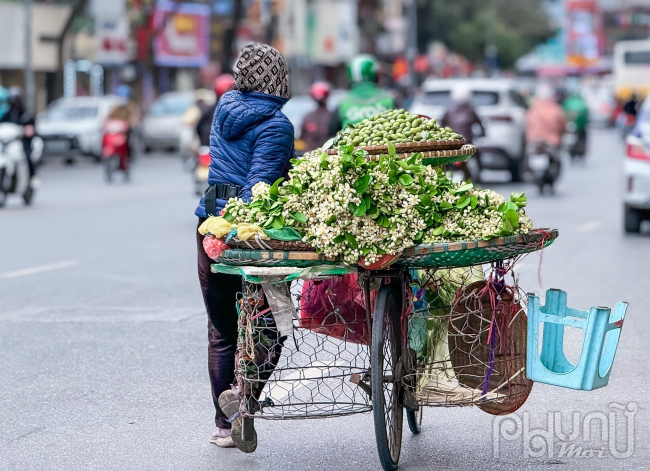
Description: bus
613,39,650,101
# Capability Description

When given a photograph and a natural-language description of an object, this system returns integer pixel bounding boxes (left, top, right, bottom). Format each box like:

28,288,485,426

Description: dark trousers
197,218,241,429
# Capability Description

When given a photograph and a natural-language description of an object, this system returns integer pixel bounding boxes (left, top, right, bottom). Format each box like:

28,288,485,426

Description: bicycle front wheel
371,284,404,471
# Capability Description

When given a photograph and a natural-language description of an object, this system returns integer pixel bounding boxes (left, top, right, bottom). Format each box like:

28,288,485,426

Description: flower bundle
223,144,532,265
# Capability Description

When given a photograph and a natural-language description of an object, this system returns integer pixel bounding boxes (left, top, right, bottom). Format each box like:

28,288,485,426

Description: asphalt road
1,129,649,471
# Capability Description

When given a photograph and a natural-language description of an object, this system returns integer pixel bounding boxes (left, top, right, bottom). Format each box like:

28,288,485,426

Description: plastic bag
202,235,229,260
299,274,373,345
198,216,233,238
237,223,268,241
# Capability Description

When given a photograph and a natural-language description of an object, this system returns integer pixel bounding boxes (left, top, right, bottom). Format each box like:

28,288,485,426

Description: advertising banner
566,0,604,67
153,0,211,67
95,16,129,65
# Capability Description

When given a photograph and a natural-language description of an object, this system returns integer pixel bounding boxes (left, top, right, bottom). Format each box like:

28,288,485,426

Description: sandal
218,389,257,453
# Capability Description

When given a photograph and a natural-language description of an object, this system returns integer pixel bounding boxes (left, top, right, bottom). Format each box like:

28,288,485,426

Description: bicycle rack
526,289,627,391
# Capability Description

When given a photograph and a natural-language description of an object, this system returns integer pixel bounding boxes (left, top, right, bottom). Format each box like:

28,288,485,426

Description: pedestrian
194,43,294,452
300,82,332,151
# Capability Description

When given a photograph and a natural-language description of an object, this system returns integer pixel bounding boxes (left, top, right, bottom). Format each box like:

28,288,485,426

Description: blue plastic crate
526,289,627,391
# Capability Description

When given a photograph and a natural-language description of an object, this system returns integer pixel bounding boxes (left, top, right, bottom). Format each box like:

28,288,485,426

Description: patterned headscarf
234,43,290,99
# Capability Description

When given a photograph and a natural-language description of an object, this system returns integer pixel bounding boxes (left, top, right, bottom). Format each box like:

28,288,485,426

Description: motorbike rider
562,84,590,156
440,86,484,180
525,84,565,187
106,85,140,165
526,84,566,152
328,54,395,135
0,86,36,177
300,82,332,151
623,93,638,119
196,74,235,146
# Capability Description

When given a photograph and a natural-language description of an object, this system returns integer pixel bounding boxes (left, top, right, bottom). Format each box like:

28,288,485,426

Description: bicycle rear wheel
372,284,404,471
406,407,423,434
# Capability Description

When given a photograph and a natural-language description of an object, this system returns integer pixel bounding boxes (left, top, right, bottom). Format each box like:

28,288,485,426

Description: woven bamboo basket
214,229,557,269
325,138,466,156
363,144,477,166
225,235,315,251
395,229,558,269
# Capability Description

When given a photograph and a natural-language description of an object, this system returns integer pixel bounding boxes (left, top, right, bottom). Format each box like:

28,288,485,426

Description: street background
2,128,649,471
2,0,650,470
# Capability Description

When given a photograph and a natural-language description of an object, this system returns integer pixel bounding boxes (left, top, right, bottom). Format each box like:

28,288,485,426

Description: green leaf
223,212,234,222
269,177,283,196
345,232,358,249
353,199,367,216
398,174,414,186
355,156,365,166
348,202,357,213
333,235,346,244
354,174,372,194
388,169,397,185
264,227,303,241
326,215,337,225
320,153,329,169
470,195,478,209
501,216,514,233
456,182,474,193
440,200,453,210
505,208,519,228
291,212,307,224
387,142,396,156
419,194,432,206
272,215,284,230
362,247,371,256
432,225,445,236
457,196,471,209
339,144,354,155
363,195,371,208
368,205,380,219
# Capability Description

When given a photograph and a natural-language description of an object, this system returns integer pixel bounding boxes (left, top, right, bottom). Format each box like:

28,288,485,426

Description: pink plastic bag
203,235,229,260
299,274,375,345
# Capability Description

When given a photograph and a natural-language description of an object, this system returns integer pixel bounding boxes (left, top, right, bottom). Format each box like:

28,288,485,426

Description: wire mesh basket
403,264,532,413
234,274,372,420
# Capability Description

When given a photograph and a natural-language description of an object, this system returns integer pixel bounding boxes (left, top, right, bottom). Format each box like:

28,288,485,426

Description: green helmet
348,54,379,84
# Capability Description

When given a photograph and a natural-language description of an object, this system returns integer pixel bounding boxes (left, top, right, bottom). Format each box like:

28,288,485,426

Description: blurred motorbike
0,123,36,206
194,145,210,196
563,121,586,161
102,119,130,182
526,141,561,194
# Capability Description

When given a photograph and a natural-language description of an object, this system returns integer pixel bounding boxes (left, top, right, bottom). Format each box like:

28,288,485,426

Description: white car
409,78,528,181
141,92,195,152
35,96,126,161
623,97,650,233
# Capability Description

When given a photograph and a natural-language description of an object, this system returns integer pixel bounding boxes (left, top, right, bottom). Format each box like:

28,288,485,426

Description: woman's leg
197,220,241,429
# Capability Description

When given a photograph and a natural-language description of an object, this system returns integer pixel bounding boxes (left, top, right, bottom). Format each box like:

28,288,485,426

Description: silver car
141,92,195,152
409,78,528,181
36,96,126,162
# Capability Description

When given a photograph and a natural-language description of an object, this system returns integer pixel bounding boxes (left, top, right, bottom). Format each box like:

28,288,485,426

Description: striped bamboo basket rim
225,236,315,252
215,249,341,267
325,138,466,156
395,229,558,269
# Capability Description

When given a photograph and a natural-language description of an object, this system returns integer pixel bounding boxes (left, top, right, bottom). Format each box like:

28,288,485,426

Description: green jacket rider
328,54,395,136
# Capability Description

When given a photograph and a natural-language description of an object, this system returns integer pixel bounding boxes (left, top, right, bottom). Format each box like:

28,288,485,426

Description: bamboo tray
325,138,466,156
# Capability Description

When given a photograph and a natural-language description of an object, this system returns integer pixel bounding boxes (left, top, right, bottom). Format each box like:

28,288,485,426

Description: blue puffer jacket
195,90,294,218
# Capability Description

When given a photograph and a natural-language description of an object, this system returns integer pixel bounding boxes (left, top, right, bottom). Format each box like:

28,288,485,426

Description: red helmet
214,74,235,99
310,82,331,102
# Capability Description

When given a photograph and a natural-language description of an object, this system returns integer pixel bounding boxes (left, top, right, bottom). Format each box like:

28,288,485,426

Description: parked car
409,78,528,181
141,92,195,152
623,97,650,233
35,95,126,162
